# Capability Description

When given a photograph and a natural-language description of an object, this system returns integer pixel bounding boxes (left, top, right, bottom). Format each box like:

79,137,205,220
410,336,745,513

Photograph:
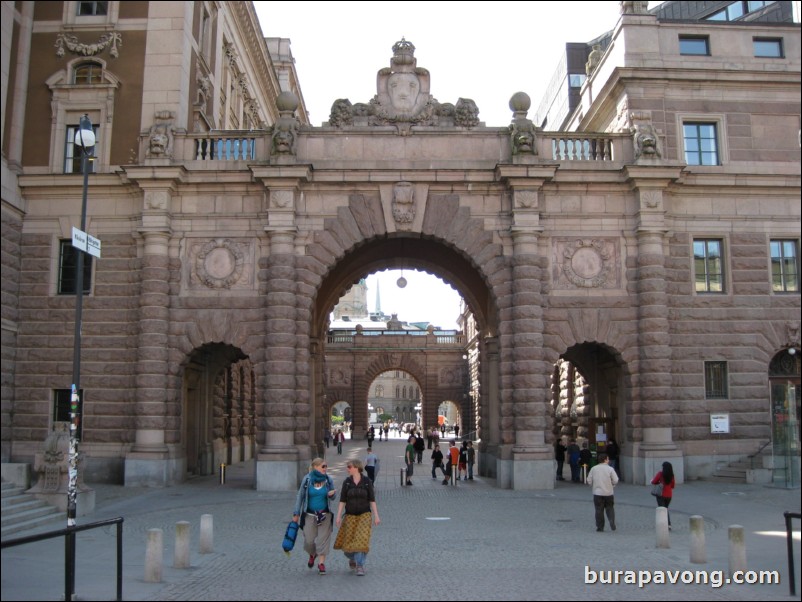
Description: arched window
73,61,103,85
375,385,384,398
396,386,400,398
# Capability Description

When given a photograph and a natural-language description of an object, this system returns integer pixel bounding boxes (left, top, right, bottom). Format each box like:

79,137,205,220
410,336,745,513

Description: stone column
256,228,299,490
625,166,684,484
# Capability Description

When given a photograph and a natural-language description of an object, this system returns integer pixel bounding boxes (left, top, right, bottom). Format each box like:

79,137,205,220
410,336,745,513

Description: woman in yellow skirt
334,459,380,576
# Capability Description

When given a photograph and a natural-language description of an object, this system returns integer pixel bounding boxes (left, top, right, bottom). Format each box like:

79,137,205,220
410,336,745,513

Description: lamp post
67,113,95,599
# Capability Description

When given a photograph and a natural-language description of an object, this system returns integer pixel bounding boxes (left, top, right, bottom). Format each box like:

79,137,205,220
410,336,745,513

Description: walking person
554,437,567,481
323,428,331,449
334,460,381,576
431,444,446,479
335,430,344,455
405,436,416,485
607,438,620,477
586,453,619,532
651,461,675,529
365,447,379,484
292,458,336,575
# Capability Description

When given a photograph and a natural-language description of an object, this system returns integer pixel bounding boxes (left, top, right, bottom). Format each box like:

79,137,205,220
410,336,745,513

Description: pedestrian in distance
586,453,619,532
567,439,581,482
579,441,592,481
651,461,675,529
466,440,475,480
458,440,468,480
554,437,567,481
431,444,446,479
365,447,379,484
334,460,380,576
405,436,416,486
291,458,336,575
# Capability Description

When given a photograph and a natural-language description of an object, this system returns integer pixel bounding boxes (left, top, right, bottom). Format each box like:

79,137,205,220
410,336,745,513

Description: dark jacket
431,449,444,466
340,475,375,515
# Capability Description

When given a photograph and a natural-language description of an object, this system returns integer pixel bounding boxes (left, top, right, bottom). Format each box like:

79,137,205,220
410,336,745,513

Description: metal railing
748,440,771,468
1,517,124,601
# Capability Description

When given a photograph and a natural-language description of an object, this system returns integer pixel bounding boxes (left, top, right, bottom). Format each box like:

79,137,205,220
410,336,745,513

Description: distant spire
375,279,382,314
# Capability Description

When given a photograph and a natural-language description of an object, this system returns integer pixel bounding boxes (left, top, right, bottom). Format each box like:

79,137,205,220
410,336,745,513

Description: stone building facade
1,2,800,492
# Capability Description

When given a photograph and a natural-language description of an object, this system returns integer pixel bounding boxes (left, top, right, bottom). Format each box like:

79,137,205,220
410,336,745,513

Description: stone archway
182,343,252,477
551,343,626,463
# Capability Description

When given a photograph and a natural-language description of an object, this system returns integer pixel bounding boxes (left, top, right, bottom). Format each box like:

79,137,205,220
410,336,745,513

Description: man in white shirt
586,453,619,532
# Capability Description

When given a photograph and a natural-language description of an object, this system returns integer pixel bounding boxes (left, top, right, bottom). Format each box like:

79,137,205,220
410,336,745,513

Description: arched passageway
182,343,254,476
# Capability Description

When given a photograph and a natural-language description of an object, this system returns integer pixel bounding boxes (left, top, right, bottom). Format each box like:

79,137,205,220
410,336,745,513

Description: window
78,1,107,15
679,36,710,56
54,389,83,438
770,239,799,293
375,385,384,398
694,239,725,293
569,74,586,88
64,124,98,174
704,361,728,399
754,38,783,58
58,240,93,295
683,122,719,166
707,0,776,20
73,61,103,85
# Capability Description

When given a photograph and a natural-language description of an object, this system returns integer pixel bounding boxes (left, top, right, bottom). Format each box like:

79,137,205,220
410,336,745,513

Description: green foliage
330,415,344,425
378,413,394,423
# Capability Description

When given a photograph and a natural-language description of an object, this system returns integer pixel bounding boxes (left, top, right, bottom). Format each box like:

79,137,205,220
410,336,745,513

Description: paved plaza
2,435,800,601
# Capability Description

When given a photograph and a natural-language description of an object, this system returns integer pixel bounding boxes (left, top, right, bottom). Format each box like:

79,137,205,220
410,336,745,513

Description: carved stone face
387,72,420,112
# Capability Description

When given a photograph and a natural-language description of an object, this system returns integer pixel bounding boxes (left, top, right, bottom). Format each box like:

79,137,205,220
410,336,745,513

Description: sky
252,2,657,329
255,1,642,127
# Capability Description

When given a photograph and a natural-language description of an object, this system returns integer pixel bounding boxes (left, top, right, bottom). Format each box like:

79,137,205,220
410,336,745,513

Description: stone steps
1,481,65,539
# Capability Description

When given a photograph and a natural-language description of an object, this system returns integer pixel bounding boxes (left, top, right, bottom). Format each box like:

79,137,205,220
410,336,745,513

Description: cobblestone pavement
2,435,800,601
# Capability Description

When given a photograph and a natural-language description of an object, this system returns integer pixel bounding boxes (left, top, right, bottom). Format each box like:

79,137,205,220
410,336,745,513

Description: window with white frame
72,61,103,85
77,1,107,15
64,123,99,174
704,361,729,399
694,239,725,293
770,239,799,293
683,122,719,166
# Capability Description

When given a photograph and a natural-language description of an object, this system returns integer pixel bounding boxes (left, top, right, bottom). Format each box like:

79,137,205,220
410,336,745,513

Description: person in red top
443,440,460,485
651,461,676,529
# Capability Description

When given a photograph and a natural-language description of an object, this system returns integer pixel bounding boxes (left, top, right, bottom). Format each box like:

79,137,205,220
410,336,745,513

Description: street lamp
67,114,94,599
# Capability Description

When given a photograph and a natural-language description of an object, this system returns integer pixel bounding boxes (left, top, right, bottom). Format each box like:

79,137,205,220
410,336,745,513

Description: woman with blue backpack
292,458,336,575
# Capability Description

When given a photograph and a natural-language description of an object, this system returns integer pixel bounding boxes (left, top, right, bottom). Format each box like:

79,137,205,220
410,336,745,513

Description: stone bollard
728,525,747,576
690,515,706,563
144,528,163,583
174,521,191,568
655,507,670,548
200,514,213,554
400,468,404,486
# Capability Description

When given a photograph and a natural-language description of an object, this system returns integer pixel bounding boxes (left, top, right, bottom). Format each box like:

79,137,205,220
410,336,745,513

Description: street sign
72,226,101,258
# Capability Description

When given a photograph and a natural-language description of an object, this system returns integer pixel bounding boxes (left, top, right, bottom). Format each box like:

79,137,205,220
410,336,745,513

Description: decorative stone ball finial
509,92,531,115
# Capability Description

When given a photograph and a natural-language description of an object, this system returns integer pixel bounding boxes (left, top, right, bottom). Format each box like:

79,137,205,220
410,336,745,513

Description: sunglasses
321,464,328,468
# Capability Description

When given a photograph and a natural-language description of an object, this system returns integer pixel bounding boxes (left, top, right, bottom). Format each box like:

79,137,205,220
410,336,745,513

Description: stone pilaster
256,228,299,490
625,165,684,484
123,168,184,486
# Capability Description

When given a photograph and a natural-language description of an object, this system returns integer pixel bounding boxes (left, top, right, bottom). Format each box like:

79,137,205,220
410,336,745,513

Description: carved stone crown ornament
55,32,122,58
